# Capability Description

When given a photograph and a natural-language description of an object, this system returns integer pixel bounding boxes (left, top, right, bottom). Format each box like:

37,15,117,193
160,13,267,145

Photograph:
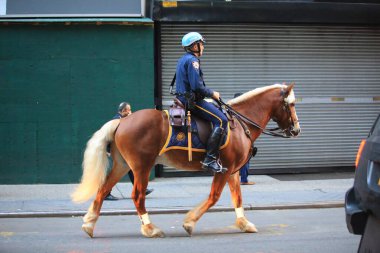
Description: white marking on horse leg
235,207,245,218
139,213,165,238
82,210,98,238
234,207,258,233
139,213,151,225
83,210,98,224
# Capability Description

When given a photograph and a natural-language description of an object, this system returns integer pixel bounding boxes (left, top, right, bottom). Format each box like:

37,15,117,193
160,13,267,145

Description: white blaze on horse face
285,90,301,130
284,89,296,104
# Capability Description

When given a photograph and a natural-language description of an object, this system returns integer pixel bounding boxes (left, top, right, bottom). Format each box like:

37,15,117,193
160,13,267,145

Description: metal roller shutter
160,23,380,173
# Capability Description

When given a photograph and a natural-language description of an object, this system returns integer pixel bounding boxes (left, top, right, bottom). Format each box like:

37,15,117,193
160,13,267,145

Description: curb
0,201,344,218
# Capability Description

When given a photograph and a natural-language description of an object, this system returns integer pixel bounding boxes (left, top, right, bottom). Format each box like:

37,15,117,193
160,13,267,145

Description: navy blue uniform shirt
175,52,228,130
175,52,213,99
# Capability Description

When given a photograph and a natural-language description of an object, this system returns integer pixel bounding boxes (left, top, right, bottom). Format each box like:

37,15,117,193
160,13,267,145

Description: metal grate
160,23,380,172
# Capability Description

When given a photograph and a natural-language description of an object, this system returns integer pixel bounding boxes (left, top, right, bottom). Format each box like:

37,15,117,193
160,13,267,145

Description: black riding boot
201,127,227,173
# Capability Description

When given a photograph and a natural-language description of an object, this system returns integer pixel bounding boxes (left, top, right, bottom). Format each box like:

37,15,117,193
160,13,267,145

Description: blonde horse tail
71,119,120,203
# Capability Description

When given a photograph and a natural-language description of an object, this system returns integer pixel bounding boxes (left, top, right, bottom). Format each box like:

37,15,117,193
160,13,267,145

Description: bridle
218,87,299,139
271,88,300,137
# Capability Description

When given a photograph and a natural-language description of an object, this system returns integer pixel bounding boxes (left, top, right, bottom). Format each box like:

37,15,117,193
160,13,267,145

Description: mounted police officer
175,32,228,173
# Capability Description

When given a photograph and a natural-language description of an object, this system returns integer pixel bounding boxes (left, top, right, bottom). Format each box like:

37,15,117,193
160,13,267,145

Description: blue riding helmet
182,32,205,47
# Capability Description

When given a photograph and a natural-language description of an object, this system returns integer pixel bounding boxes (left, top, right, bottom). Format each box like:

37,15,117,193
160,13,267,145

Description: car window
370,114,380,136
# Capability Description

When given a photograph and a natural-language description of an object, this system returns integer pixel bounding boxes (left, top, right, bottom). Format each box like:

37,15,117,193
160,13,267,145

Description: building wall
153,0,380,175
159,23,380,175
0,21,154,183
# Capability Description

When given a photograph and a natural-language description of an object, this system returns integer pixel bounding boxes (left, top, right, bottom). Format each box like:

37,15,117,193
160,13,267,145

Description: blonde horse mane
228,84,286,106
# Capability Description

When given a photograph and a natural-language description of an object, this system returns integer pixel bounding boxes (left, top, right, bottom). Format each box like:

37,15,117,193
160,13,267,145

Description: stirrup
201,159,227,173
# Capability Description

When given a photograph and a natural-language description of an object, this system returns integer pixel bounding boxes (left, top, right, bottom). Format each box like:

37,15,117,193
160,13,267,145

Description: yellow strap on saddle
187,111,192,161
158,110,231,156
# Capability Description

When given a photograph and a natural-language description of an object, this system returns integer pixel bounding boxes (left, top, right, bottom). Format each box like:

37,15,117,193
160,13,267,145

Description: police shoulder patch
192,61,200,69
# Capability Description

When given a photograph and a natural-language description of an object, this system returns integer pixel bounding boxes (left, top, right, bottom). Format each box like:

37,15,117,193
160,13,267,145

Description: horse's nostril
294,128,301,135
290,127,301,137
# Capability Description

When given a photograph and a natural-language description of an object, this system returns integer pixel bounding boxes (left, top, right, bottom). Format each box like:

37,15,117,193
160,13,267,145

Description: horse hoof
236,218,258,233
244,222,258,233
141,224,165,238
82,223,94,238
183,223,194,236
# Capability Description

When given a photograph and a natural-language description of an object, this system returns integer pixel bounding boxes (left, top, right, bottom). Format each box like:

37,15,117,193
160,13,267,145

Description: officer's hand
212,91,220,101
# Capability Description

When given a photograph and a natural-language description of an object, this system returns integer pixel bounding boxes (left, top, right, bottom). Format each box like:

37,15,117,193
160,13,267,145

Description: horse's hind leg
130,162,165,238
183,172,230,236
82,147,128,238
227,172,257,233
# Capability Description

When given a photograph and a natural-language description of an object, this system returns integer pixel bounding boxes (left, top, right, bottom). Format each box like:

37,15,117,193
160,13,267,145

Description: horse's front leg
227,172,258,233
183,172,230,236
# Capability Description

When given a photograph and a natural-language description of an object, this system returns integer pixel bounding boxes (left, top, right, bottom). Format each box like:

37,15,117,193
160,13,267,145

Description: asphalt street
0,208,360,253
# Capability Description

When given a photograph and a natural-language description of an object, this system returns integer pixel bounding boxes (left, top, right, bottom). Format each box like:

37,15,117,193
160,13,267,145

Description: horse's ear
285,82,295,96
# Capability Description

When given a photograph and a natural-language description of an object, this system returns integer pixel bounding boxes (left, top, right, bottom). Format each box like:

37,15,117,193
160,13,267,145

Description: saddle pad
159,110,230,155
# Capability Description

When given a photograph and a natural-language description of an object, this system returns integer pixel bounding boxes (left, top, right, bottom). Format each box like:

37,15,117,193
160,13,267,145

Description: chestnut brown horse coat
72,83,300,238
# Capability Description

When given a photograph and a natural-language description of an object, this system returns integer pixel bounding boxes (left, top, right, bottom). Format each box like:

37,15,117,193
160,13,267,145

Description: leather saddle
168,98,212,144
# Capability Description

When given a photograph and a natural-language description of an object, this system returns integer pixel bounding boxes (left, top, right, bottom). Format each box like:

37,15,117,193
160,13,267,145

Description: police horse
71,83,301,238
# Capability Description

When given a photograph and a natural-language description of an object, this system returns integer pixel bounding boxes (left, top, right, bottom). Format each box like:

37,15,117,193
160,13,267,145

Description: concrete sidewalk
0,172,354,218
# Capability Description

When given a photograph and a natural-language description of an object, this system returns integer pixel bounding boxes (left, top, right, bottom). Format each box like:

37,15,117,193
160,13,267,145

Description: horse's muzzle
289,126,301,137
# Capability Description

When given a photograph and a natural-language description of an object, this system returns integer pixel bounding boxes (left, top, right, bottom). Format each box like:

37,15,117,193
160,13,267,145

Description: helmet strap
195,42,201,55
184,42,201,56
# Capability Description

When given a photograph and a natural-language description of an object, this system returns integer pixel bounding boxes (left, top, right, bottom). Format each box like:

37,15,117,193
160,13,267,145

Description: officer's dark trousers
192,99,228,130
178,97,228,172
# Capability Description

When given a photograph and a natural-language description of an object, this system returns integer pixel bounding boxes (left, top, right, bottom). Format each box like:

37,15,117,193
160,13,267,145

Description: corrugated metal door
160,23,380,173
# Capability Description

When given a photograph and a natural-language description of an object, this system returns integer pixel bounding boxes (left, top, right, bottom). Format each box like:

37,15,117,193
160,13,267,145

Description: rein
218,98,292,139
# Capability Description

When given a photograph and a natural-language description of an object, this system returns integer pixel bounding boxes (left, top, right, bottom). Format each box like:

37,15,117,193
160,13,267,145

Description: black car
345,114,380,253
